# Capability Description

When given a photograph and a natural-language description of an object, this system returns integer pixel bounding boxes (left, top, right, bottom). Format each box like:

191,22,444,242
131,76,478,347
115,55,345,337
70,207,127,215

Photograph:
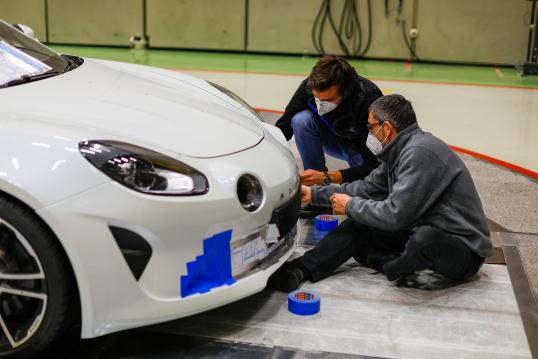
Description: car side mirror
12,23,39,42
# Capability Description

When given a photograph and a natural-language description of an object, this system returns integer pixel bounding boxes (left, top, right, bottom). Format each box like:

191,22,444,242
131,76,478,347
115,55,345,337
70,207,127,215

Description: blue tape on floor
180,230,236,298
315,215,338,231
288,290,321,315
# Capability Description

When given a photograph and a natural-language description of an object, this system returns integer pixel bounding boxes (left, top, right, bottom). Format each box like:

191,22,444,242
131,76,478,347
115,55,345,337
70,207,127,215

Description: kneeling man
269,94,492,292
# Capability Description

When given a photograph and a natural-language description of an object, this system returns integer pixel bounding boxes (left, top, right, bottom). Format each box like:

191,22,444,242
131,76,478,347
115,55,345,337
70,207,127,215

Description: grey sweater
311,123,492,258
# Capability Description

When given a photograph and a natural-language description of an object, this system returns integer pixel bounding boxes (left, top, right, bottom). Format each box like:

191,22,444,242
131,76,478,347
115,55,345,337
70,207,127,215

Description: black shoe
382,259,414,282
267,262,306,292
300,203,331,218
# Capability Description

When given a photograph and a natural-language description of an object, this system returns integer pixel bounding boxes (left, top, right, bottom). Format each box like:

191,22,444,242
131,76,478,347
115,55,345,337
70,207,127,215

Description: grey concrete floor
150,256,529,358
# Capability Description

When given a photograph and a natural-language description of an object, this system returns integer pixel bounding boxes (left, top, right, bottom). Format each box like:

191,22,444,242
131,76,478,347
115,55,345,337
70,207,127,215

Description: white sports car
0,20,300,357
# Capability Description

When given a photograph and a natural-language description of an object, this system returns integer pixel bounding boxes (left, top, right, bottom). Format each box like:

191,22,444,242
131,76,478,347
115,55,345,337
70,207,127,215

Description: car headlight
208,81,264,122
79,140,208,196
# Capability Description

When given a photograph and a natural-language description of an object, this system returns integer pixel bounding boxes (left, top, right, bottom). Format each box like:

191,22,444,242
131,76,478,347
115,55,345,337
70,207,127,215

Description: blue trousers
291,110,365,171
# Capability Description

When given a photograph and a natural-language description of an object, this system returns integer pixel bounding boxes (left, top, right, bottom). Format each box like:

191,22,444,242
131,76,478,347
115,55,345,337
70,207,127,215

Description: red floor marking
448,145,538,180
494,65,505,79
255,108,538,180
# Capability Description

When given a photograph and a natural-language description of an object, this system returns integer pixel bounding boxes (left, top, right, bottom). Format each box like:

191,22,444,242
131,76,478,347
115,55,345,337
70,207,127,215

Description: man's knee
291,110,317,133
406,226,441,250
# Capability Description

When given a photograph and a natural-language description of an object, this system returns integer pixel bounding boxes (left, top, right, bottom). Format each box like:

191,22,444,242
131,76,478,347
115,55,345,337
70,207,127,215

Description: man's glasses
366,121,384,133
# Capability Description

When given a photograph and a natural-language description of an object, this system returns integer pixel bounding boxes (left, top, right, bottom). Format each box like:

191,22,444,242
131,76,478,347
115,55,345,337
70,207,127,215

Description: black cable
311,0,327,54
358,0,372,56
340,0,362,55
311,0,372,57
527,0,537,61
327,0,350,56
401,19,419,60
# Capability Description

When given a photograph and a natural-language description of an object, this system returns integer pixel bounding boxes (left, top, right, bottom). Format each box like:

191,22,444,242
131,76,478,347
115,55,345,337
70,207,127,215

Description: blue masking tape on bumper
315,214,338,231
288,290,321,315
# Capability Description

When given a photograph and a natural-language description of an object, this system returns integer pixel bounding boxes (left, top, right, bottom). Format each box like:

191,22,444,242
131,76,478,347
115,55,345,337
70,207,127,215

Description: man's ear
384,121,396,138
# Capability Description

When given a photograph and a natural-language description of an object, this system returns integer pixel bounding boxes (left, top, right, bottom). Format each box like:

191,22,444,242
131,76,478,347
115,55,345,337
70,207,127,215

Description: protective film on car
0,41,51,86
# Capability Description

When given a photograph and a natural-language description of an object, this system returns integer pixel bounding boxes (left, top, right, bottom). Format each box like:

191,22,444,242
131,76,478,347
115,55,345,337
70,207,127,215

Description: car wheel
0,196,74,358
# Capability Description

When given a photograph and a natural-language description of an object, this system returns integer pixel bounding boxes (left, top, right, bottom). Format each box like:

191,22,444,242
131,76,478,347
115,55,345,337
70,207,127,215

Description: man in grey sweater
268,94,492,292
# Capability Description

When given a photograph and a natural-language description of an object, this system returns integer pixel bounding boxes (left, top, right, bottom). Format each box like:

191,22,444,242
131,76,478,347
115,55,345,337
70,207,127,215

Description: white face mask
366,123,389,155
314,96,339,115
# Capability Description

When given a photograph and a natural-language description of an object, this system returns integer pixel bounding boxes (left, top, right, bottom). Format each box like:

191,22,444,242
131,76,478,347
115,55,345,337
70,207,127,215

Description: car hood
0,58,264,158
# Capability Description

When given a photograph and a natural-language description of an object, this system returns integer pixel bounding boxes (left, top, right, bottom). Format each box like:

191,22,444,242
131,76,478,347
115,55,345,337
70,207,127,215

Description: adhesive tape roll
288,290,321,315
315,214,338,231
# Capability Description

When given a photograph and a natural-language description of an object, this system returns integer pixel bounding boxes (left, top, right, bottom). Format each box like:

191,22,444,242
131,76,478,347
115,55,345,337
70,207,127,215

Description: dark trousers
297,219,484,282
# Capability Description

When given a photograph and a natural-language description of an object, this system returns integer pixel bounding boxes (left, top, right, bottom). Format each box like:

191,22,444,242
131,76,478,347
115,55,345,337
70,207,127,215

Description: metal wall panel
0,0,47,41
146,0,245,50
365,0,415,59
416,0,532,65
47,0,143,46
247,0,325,54
248,0,414,59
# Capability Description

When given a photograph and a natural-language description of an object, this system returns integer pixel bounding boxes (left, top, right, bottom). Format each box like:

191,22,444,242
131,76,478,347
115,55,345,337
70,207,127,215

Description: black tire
0,196,74,358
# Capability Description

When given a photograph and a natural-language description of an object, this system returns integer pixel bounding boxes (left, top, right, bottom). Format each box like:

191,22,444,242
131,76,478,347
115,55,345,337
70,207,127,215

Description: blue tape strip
288,290,321,315
180,230,236,298
315,214,338,231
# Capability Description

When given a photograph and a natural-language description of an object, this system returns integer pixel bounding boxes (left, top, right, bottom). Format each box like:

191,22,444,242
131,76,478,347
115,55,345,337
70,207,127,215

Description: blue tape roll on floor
315,214,338,231
288,290,321,315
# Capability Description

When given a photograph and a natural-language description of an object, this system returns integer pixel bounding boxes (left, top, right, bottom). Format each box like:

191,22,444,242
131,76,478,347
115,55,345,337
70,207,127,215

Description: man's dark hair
307,56,357,98
369,94,417,131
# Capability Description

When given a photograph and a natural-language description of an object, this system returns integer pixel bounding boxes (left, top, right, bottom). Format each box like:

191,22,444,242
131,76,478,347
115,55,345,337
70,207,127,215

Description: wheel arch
0,188,82,335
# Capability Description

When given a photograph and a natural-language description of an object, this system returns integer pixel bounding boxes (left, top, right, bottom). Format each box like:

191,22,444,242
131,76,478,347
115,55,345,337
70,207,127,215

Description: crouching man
268,94,492,292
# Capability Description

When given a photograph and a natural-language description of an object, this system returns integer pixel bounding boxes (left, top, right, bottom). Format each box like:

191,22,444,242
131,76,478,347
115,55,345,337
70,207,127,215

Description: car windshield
0,19,72,88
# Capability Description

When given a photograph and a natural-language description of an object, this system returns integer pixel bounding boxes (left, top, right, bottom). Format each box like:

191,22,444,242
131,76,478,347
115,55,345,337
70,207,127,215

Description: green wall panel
147,0,245,50
0,0,47,41
416,0,531,65
247,0,414,59
247,0,325,54
47,0,143,46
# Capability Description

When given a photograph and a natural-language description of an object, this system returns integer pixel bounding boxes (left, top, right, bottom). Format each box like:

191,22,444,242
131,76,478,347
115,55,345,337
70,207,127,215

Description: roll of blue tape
315,214,338,231
288,290,321,315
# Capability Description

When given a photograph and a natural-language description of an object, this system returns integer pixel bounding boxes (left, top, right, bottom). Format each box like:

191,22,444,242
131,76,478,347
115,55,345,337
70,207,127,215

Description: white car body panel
0,57,300,338
1,59,264,158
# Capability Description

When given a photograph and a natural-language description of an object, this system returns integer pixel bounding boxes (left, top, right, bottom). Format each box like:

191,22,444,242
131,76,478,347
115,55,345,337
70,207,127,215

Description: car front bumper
36,137,300,338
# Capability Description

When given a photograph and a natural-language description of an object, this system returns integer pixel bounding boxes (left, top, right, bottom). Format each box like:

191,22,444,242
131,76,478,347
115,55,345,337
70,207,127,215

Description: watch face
323,173,330,185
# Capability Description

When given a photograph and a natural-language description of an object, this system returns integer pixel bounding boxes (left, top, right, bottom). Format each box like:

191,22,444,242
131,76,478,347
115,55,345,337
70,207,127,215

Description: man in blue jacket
269,94,492,292
275,56,382,216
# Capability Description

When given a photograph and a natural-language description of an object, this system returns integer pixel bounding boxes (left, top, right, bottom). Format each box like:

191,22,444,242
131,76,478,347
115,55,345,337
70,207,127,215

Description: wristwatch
322,171,331,186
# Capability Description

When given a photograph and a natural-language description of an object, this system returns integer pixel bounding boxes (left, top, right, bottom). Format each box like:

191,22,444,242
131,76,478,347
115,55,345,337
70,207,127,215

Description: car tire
0,196,75,358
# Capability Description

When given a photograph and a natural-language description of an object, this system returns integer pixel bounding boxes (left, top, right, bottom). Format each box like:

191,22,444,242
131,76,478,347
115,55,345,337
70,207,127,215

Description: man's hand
300,169,324,186
300,185,312,205
330,193,352,215
300,170,343,185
